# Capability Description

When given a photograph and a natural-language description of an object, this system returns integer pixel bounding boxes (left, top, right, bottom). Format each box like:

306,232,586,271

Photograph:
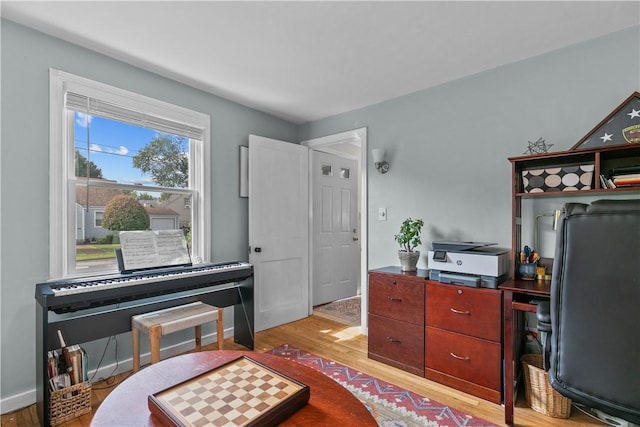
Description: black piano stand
35,278,254,427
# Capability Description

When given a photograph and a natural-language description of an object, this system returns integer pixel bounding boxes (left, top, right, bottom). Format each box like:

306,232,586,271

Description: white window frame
49,69,211,279
94,211,104,228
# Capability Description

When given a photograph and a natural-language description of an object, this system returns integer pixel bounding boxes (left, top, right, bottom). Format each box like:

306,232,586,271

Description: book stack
600,165,640,189
48,331,88,394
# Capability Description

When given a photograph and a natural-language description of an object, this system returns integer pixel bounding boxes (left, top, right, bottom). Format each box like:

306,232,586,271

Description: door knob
352,236,359,241
254,247,262,253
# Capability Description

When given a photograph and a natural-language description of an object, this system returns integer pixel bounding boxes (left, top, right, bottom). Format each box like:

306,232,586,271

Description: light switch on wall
378,207,387,221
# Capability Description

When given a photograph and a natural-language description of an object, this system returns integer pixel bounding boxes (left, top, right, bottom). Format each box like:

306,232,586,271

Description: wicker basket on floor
521,354,572,418
49,382,92,426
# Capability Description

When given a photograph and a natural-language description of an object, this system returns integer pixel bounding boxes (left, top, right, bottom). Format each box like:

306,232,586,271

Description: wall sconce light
371,148,389,174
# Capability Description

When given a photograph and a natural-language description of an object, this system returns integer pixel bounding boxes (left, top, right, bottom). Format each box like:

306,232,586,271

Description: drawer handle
387,297,403,302
450,352,470,361
386,337,401,344
450,307,470,315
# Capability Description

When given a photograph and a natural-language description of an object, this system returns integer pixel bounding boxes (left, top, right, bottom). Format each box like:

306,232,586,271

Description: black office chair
537,199,640,425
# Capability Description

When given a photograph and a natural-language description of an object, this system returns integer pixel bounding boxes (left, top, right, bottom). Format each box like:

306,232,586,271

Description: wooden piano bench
131,301,223,372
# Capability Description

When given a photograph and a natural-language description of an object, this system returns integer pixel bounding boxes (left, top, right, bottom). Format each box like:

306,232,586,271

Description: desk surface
500,279,551,296
91,350,377,426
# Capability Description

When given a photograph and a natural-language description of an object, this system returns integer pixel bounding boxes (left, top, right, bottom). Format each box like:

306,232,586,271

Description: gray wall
0,19,297,410
299,26,640,271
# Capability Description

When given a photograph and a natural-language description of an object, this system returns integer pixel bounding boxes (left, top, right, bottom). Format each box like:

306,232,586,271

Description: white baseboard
0,329,229,415
0,389,36,417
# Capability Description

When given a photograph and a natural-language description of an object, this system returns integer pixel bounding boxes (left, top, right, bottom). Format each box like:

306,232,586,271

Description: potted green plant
394,217,424,271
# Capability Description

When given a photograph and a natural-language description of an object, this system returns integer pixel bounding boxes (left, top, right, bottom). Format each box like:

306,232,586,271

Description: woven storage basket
521,354,572,418
49,382,92,426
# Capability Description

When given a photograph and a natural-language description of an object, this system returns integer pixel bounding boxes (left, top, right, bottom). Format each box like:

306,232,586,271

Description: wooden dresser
368,267,502,404
367,267,427,376
425,281,502,404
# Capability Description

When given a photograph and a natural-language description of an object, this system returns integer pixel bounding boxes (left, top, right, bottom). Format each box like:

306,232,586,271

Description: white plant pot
398,250,420,272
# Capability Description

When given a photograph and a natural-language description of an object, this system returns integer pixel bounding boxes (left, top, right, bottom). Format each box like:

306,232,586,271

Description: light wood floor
3,314,604,427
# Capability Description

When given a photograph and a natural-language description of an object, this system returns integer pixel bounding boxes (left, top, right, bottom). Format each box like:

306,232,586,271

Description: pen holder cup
518,262,537,280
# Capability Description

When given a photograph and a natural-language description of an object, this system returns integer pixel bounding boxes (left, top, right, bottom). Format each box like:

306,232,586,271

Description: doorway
302,128,368,331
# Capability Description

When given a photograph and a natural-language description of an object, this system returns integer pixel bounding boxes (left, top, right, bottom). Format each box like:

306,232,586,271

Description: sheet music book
118,230,191,273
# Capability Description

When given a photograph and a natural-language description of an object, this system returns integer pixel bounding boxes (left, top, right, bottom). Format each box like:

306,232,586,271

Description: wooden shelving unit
508,92,640,278
508,143,640,277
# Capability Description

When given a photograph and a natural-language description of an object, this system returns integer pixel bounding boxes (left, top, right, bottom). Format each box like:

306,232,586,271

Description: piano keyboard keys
50,262,250,297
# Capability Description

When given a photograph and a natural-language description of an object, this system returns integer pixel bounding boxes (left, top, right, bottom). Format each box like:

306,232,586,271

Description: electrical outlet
378,208,387,221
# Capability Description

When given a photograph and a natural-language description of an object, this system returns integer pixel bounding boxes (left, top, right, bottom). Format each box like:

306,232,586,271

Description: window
94,211,104,228
50,69,211,278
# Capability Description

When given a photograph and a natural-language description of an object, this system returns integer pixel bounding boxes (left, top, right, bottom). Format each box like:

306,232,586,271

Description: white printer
427,241,509,289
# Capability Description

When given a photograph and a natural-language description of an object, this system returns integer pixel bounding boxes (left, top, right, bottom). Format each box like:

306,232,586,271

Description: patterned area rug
313,295,361,326
267,345,498,427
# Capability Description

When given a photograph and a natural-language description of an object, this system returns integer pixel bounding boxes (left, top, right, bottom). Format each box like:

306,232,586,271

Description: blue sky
74,113,163,186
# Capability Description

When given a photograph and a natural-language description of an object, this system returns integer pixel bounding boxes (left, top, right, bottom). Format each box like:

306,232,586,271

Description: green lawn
76,244,119,261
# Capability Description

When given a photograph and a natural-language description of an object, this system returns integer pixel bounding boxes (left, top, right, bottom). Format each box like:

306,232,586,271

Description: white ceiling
2,1,639,124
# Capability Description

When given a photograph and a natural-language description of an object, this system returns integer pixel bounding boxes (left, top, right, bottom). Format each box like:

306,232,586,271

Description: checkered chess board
149,357,307,426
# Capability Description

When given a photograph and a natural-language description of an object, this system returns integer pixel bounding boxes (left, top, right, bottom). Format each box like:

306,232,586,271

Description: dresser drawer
368,313,424,375
369,272,425,324
425,327,501,391
426,282,501,341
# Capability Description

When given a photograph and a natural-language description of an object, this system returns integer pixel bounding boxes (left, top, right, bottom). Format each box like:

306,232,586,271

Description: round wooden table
91,350,377,426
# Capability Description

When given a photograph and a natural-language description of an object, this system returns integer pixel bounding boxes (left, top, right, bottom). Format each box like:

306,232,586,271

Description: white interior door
302,127,368,332
312,151,359,305
248,135,309,332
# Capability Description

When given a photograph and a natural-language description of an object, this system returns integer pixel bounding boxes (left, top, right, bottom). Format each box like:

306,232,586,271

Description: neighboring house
160,194,192,230
75,180,186,242
75,182,122,242
142,203,181,231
